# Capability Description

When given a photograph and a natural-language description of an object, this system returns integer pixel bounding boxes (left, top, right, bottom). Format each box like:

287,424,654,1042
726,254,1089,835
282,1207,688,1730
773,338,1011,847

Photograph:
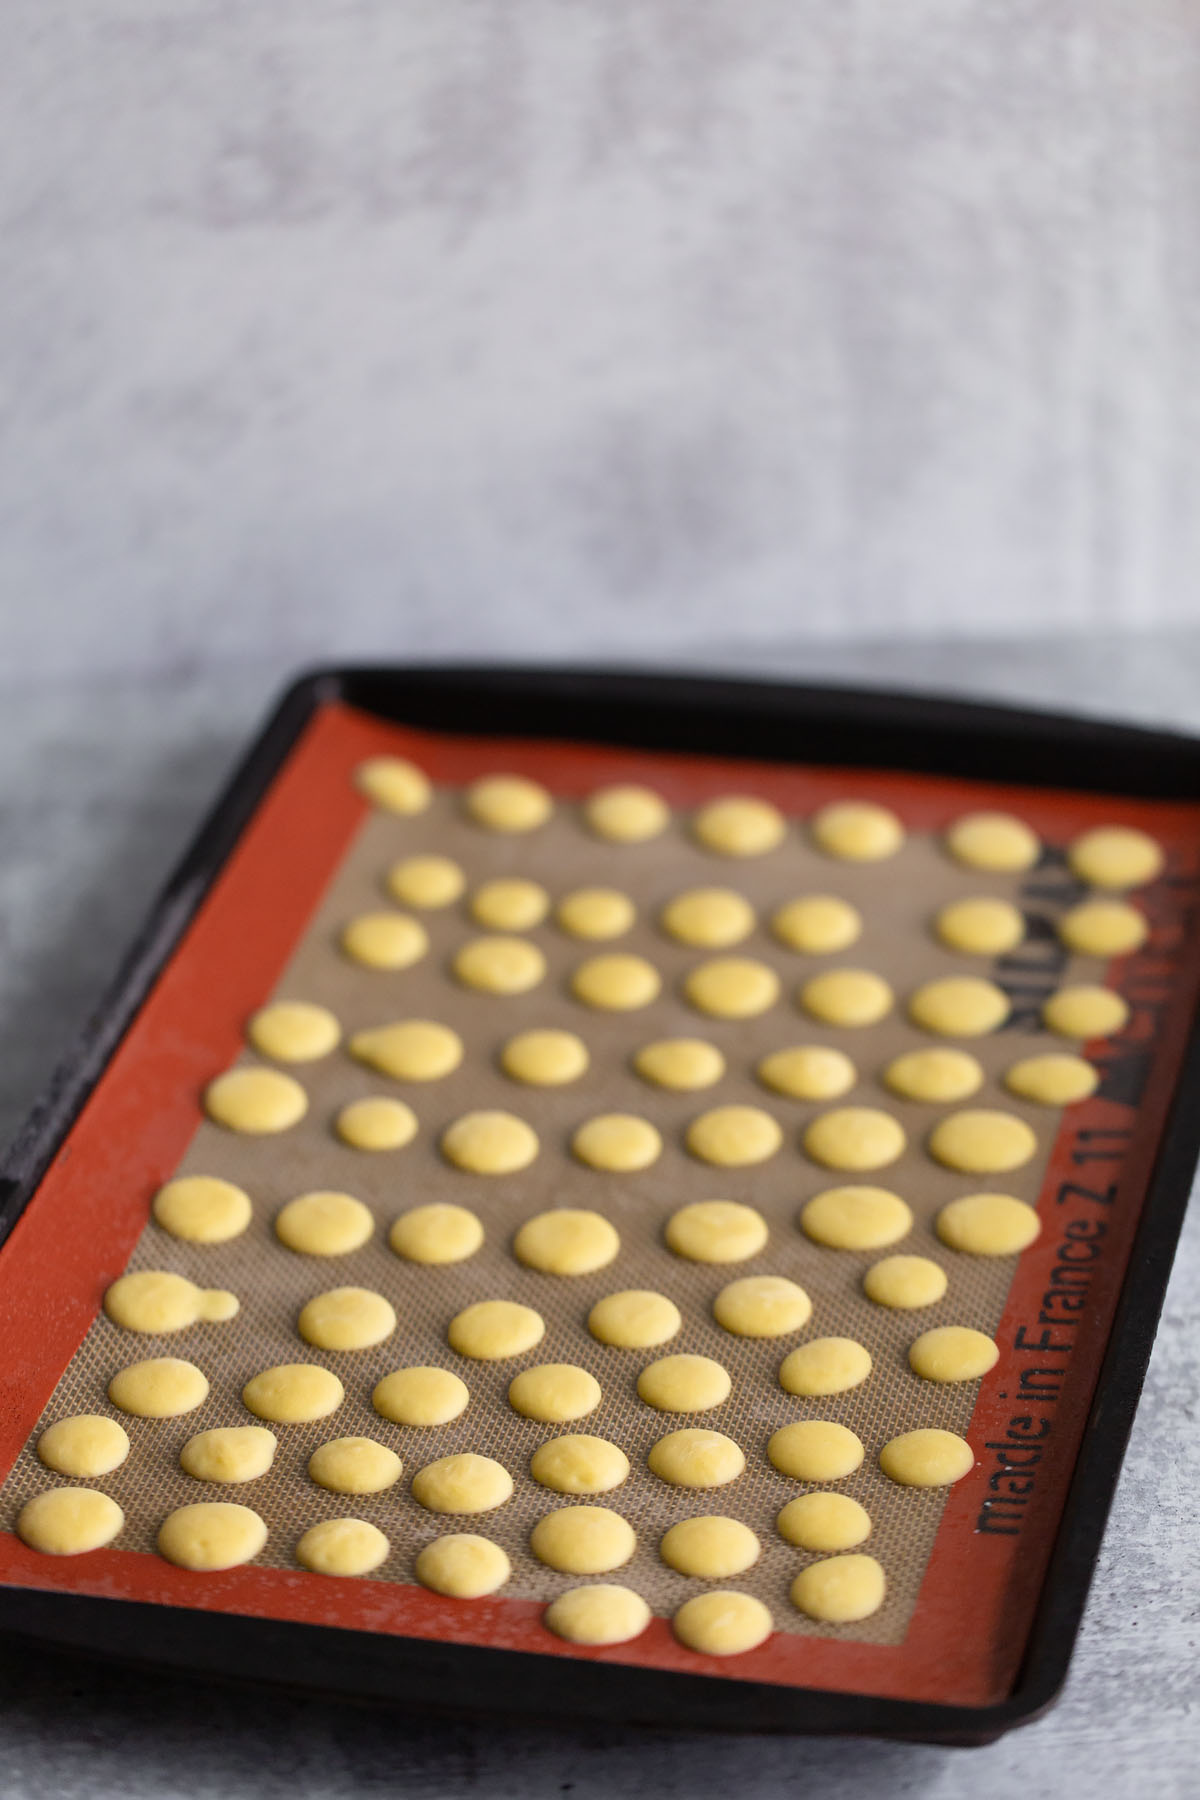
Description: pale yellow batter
308,1436,403,1494
349,1019,464,1082
530,1435,631,1495
686,1105,783,1167
354,756,431,815
661,888,755,949
757,1045,857,1102
18,1488,124,1556
452,934,546,995
447,1300,545,1360
800,1185,912,1251
770,895,862,954
544,1584,651,1646
556,887,636,940
908,975,1011,1036
180,1427,277,1484
372,1366,469,1427
247,1001,341,1063
464,774,552,833
441,1110,539,1174
776,1492,871,1553
767,1420,864,1482
879,1429,974,1487
711,1276,812,1338
587,1289,682,1350
803,1106,906,1172
683,956,780,1019
298,1287,397,1352
335,1096,418,1151
104,1271,239,1334
204,1067,308,1134
1059,898,1148,957
633,1038,725,1091
37,1415,130,1480
810,800,903,862
152,1176,253,1244
469,877,550,931
508,1363,602,1423
385,853,465,910
637,1354,731,1413
501,1028,590,1086
945,810,1039,873
584,783,670,844
791,1554,886,1624
928,1108,1037,1174
275,1190,375,1256
512,1209,620,1275
693,796,786,858
862,1255,948,1309
241,1363,344,1424
778,1337,872,1397
1068,824,1164,890
660,1515,760,1580
108,1357,209,1418
411,1453,514,1514
935,1192,1041,1255
908,1326,999,1383
415,1533,511,1598
934,897,1025,956
388,1202,484,1265
157,1502,268,1570
530,1504,636,1574
672,1591,772,1656
648,1428,746,1489
296,1517,389,1577
1004,1052,1098,1105
571,952,662,1011
882,1048,983,1104
340,911,429,971
799,968,894,1028
1043,984,1130,1040
571,1115,662,1173
665,1200,769,1264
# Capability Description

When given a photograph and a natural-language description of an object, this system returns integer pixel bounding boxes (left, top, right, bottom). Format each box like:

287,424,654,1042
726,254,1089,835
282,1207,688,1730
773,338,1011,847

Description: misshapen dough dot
946,811,1039,873
104,1271,239,1334
354,756,431,815
350,1020,463,1082
153,1176,252,1244
453,935,546,995
557,887,636,940
792,1554,885,1624
928,1109,1037,1174
804,1106,906,1172
340,912,429,970
771,895,862,954
800,969,893,1028
686,1105,782,1168
693,796,786,858
180,1427,277,1484
298,1287,397,1352
811,801,903,862
464,774,552,833
588,1289,681,1350
801,1185,912,1251
661,888,755,949
673,1591,772,1656
412,1454,513,1514
863,1255,948,1310
18,1489,124,1556
637,1354,731,1414
37,1416,129,1480
469,877,550,931
157,1502,266,1570
441,1110,539,1174
296,1518,389,1577
545,1584,651,1646
666,1201,768,1264
1043,985,1130,1040
585,783,670,844
908,976,1010,1037
247,1001,340,1063
373,1366,469,1427
1069,825,1164,890
757,1045,856,1101
936,1193,1041,1256
531,1435,630,1495
660,1516,760,1580
909,1326,999,1383
572,1115,662,1173
684,956,780,1020
572,952,662,1011
508,1364,602,1423
389,1203,483,1265
276,1191,374,1256
242,1363,344,1424
308,1437,403,1494
1005,1053,1098,1106
448,1300,545,1361
767,1420,864,1483
777,1492,871,1553
109,1358,209,1418
501,1029,589,1086
880,1429,975,1488
633,1038,725,1091
205,1067,307,1135
531,1505,636,1574
513,1209,620,1276
883,1048,983,1104
386,853,465,909
335,1096,417,1151
779,1337,872,1397
712,1276,811,1339
416,1533,511,1598
935,897,1025,956
648,1429,746,1489
1059,899,1148,957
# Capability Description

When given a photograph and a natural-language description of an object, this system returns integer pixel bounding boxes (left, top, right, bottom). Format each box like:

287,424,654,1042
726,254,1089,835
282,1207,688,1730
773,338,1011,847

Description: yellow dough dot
386,853,465,910
771,895,862,954
1043,984,1130,1039
448,1300,545,1360
800,1185,912,1251
811,801,903,862
104,1271,239,1334
684,956,780,1020
661,888,755,949
354,756,431,815
909,1326,999,1383
373,1366,469,1427
296,1518,389,1577
1004,1053,1098,1106
712,1276,812,1338
298,1287,397,1352
501,1028,590,1086
757,1045,857,1101
572,952,662,1011
340,912,429,971
572,1115,662,1173
204,1067,307,1135
469,877,550,931
416,1533,511,1598
152,1176,252,1244
792,1554,886,1624
308,1437,403,1494
883,1048,983,1104
37,1416,129,1480
530,1435,630,1495
649,1429,746,1489
638,1354,731,1414
946,811,1040,873
693,796,786,858
275,1191,375,1256
412,1454,514,1514
180,1427,277,1484
453,934,546,995
863,1255,948,1310
350,1019,464,1082
557,887,636,940
673,1591,772,1656
157,1502,267,1570
1059,899,1148,957
686,1105,782,1168
908,976,1010,1037
584,783,670,843
464,773,552,833
1069,825,1164,890
880,1429,974,1488
335,1096,418,1151
800,969,893,1028
767,1421,864,1483
242,1363,344,1424
509,1364,602,1423
108,1358,209,1418
544,1584,651,1646
18,1489,124,1556
441,1110,539,1174
804,1106,906,1172
928,1109,1037,1174
936,1193,1041,1256
513,1209,620,1275
588,1289,682,1350
666,1200,768,1265
934,897,1025,957
660,1516,760,1580
389,1203,483,1265
777,1492,872,1553
778,1337,872,1397
633,1038,725,1091
531,1504,636,1574
247,1001,341,1063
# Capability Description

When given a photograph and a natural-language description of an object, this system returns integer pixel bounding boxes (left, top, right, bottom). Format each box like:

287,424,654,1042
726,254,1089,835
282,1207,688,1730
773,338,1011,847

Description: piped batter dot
880,1429,974,1488
373,1366,469,1427
416,1534,511,1597
308,1437,403,1494
757,1045,856,1101
508,1364,602,1423
684,956,780,1019
104,1271,238,1334
1043,985,1130,1040
945,811,1039,872
588,1290,682,1350
648,1429,745,1489
530,1505,636,1574
453,935,546,995
180,1427,277,1485
672,1591,772,1656
712,1276,811,1338
241,1364,344,1424
157,1502,267,1570
349,1020,464,1082
1068,825,1163,890
469,877,550,931
934,898,1025,957
386,854,465,909
204,1067,307,1135
530,1435,630,1495
389,1203,483,1265
354,756,431,815
661,888,755,949
571,1114,662,1172
335,1096,417,1151
1059,899,1148,957
501,1028,590,1086
556,887,636,940
412,1454,514,1514
800,1185,912,1251
686,1105,782,1168
441,1110,539,1174
109,1358,209,1418
908,977,1010,1037
340,912,429,970
584,784,670,844
572,953,662,1011
767,1420,864,1482
771,895,861,954
1004,1053,1098,1105
296,1518,389,1577
513,1209,620,1276
799,969,893,1028
298,1287,397,1352
544,1585,651,1646
275,1191,374,1256
928,1109,1037,1174
863,1255,948,1310
447,1300,545,1360
810,801,903,862
637,1354,731,1414
464,774,552,833
660,1516,760,1580
778,1337,872,1397
37,1416,130,1480
792,1554,885,1624
18,1489,124,1557
693,796,786,858
908,1326,999,1383
633,1038,725,1091
803,1106,906,1172
936,1193,1041,1256
247,1001,340,1063
152,1176,252,1244
883,1048,983,1104
776,1492,871,1553
666,1201,768,1264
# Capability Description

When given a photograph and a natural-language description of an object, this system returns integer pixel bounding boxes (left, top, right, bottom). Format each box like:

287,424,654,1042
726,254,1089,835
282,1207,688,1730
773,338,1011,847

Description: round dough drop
777,1492,871,1553
934,897,1025,957
340,912,429,971
453,935,546,996
1068,825,1164,890
572,1115,662,1173
792,1554,885,1624
276,1191,374,1256
908,976,1010,1037
684,957,780,1020
386,853,465,910
448,1300,545,1360
544,1585,651,1646
936,1193,1041,1256
18,1489,123,1556
354,755,431,815
1043,985,1130,1040
945,810,1039,872
157,1503,267,1571
666,1201,768,1264
242,1363,344,1424
180,1427,277,1484
648,1429,746,1489
464,774,552,833
804,1107,906,1172
296,1518,389,1577
712,1276,811,1339
767,1421,864,1483
299,1287,397,1352
531,1505,636,1574
880,1430,974,1488
247,1001,340,1063
771,895,861,954
633,1038,725,1091
530,1435,630,1495
1059,899,1148,958
588,1289,681,1350
585,783,670,844
928,1109,1037,1174
660,1516,760,1580
513,1209,620,1276
800,1185,912,1251
686,1105,782,1168
556,887,636,940
661,888,755,949
693,796,786,858
373,1366,469,1427
37,1416,129,1480
152,1176,252,1244
469,877,549,931
109,1358,209,1418
673,1592,772,1656
758,1045,856,1102
308,1437,403,1494
104,1271,238,1334
441,1110,539,1175
501,1029,589,1086
390,1203,483,1265
811,801,903,862
416,1533,511,1598
350,1020,463,1082
883,1048,983,1104
572,952,662,1011
909,1326,999,1383
1004,1053,1098,1106
205,1067,307,1134
412,1454,513,1514
637,1354,731,1414
335,1096,417,1151
800,969,893,1028
778,1338,872,1397
863,1255,948,1310
509,1364,602,1423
